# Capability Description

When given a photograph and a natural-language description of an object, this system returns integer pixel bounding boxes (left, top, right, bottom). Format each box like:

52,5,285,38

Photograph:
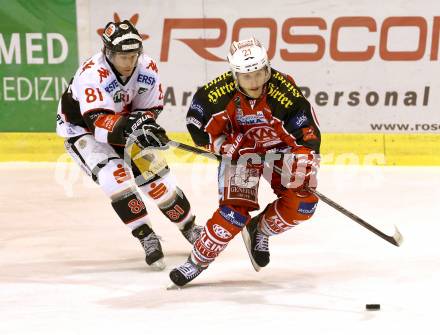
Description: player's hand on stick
283,147,319,191
218,133,265,160
125,112,170,150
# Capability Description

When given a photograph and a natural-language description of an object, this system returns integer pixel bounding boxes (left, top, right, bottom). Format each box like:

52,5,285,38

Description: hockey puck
366,304,380,310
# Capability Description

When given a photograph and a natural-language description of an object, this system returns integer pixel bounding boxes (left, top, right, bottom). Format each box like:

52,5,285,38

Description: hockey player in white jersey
56,20,202,270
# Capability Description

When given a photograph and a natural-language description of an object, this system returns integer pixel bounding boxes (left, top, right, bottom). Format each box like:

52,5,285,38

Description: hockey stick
168,140,403,247
168,140,219,160
305,187,403,246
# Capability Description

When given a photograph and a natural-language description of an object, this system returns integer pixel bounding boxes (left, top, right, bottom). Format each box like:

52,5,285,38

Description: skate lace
178,261,202,279
254,232,269,252
140,233,160,255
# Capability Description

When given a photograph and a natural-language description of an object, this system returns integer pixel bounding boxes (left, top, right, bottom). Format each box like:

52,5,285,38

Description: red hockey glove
219,133,245,160
218,133,265,161
283,147,319,191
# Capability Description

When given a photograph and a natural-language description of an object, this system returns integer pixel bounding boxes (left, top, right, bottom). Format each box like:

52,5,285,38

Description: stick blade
389,225,404,246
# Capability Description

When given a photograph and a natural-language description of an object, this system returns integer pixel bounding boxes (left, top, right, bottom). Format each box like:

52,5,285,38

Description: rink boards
1,132,439,166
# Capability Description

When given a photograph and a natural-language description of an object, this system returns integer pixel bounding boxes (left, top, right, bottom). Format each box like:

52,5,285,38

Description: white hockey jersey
56,52,163,138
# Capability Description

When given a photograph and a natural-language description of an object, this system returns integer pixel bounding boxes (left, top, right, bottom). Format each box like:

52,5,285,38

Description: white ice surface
0,163,439,335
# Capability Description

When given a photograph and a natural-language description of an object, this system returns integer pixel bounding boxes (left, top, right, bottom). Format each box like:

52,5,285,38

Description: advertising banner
0,0,78,131
77,0,439,133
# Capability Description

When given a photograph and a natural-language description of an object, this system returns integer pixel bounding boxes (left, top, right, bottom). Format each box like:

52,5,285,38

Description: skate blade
241,229,261,272
166,282,181,290
150,258,166,271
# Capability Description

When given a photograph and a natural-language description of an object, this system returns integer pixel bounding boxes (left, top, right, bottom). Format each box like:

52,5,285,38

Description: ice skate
180,217,203,244
169,256,206,287
132,224,166,270
242,215,270,272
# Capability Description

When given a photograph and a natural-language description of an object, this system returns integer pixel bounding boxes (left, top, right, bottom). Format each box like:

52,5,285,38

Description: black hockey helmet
102,20,143,54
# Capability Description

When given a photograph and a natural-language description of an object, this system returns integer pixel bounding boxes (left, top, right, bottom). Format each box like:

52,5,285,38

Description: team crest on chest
113,89,130,103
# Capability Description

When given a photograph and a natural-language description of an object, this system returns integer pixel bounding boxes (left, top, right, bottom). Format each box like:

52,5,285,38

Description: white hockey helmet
227,37,270,79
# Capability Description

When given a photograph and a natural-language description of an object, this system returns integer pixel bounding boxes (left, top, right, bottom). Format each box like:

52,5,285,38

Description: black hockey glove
125,113,170,150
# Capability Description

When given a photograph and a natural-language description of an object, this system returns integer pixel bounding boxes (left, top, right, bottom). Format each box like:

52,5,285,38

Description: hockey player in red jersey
169,37,321,286
56,20,202,270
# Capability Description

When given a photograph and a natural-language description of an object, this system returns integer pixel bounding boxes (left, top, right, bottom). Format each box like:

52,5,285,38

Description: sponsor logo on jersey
267,82,294,108
137,74,156,86
104,79,119,93
236,109,268,125
293,112,309,129
138,87,148,95
204,72,232,90
272,71,302,98
95,114,121,132
186,116,202,129
147,60,158,73
297,202,318,215
80,59,95,75
219,206,247,228
98,67,111,83
207,81,235,104
243,126,281,144
56,114,64,125
189,101,205,116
